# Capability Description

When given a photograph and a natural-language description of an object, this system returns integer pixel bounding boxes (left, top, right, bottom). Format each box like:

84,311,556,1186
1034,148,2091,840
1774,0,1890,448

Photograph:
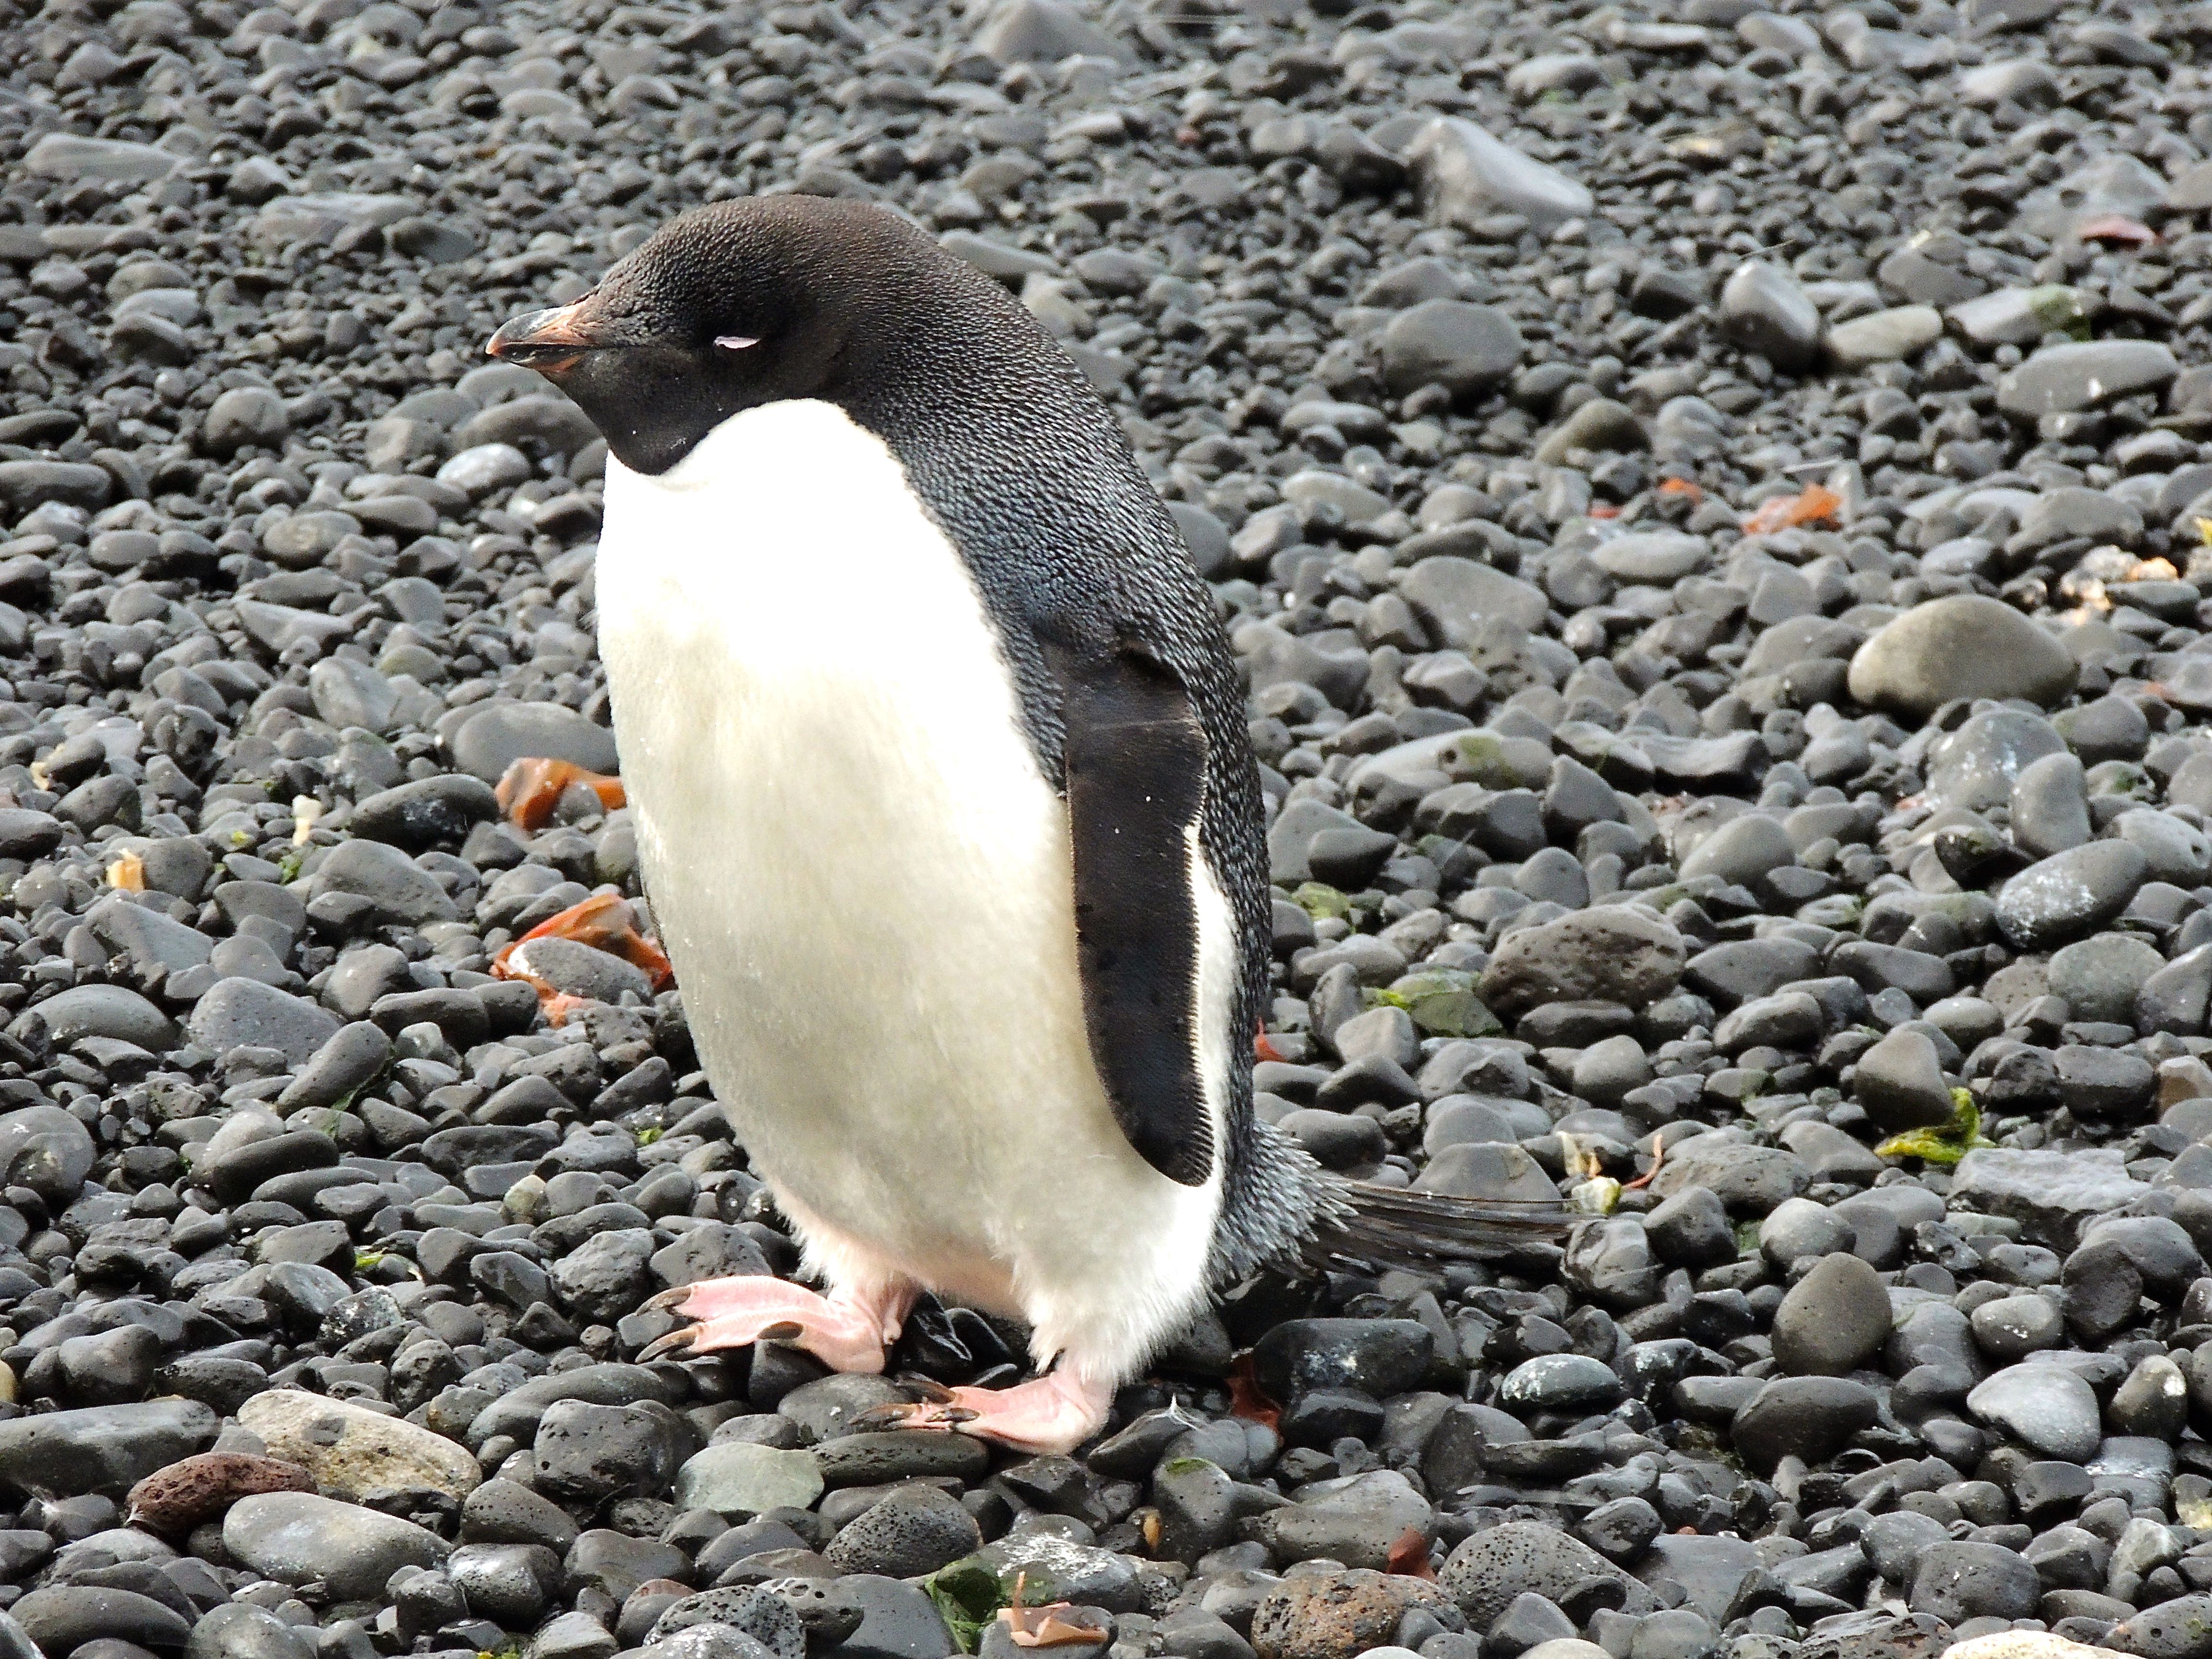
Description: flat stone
239,1388,480,1503
449,702,619,783
1848,597,2077,717
0,1401,218,1499
1996,341,2179,418
1967,1363,2102,1461
1995,841,2149,949
188,978,341,1068
673,1443,824,1515
25,133,180,182
1407,117,1594,233
1952,1147,2149,1249
1826,304,1942,368
222,1492,449,1599
26,985,176,1049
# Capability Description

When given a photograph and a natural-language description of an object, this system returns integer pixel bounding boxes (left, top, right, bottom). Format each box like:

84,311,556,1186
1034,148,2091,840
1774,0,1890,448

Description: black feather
1300,1180,1573,1274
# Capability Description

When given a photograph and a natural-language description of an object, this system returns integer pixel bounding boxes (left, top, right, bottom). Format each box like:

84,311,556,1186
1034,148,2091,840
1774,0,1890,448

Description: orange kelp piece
1741,483,1841,535
2077,214,2156,247
492,892,674,1023
1386,1526,1437,1581
496,756,626,831
1228,1350,1282,1429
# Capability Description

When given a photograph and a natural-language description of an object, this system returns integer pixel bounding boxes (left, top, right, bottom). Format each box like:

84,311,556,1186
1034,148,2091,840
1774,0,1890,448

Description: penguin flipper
1052,638,1216,1190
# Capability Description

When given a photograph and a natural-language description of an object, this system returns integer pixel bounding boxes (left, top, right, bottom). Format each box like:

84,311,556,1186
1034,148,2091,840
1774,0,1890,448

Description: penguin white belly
594,398,1232,1379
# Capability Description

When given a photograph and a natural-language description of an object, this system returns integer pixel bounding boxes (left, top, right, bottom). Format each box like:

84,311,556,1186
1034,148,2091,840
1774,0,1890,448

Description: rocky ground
9,0,2212,1658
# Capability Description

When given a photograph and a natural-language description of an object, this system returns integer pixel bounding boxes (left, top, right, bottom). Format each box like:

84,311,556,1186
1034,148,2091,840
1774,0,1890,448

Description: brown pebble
126,1452,315,1534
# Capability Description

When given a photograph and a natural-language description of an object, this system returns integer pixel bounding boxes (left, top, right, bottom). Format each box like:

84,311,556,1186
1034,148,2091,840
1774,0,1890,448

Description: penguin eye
715,335,759,351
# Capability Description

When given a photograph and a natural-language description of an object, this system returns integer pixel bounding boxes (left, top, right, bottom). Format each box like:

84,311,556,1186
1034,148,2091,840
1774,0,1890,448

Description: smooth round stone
1588,530,1705,582
1719,260,1821,370
10,1588,190,1656
1825,304,1942,368
1678,813,1792,887
182,1602,315,1659
0,1105,96,1204
1996,842,2150,950
188,978,341,1069
1730,1377,1878,1472
1847,596,2077,718
1771,1253,1892,1377
25,985,176,1048
1965,1363,2101,1461
1407,116,1594,234
450,702,619,783
1969,1295,2065,1362
2010,752,2091,860
1926,710,2066,813
436,441,533,496
203,386,289,454
1377,299,1524,396
1496,1353,1628,1415
2047,932,2164,1025
221,1493,449,1599
505,935,653,1003
1852,1027,1954,1135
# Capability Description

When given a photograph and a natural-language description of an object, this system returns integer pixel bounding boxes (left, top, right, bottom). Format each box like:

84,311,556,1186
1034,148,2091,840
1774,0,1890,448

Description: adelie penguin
488,196,1563,1455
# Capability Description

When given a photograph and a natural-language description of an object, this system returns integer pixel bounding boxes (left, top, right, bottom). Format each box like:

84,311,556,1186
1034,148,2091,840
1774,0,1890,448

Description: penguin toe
850,1371,1111,1455
635,1274,895,1372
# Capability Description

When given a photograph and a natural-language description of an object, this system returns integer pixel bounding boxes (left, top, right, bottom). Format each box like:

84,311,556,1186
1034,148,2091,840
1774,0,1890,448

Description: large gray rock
1847,597,2076,717
308,839,458,926
1719,262,1821,371
1647,1137,1810,1215
1951,1147,2149,1249
449,702,618,783
239,1390,480,1503
1852,1028,1954,1134
1398,554,1548,639
971,0,1126,64
0,1401,218,1498
188,978,341,1067
1995,841,2149,949
223,1493,450,1599
1479,908,1686,1019
1407,118,1594,233
1441,1521,1656,1629
1996,341,2179,418
1377,301,1523,397
1966,1364,2102,1461
25,133,179,182
24,985,175,1048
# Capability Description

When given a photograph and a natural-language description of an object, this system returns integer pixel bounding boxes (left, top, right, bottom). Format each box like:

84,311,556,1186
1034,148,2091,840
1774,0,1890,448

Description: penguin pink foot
640,1276,912,1372
863,1369,1113,1456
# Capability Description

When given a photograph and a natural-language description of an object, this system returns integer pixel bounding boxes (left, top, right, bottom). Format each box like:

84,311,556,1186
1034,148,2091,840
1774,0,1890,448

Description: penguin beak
486,300,602,375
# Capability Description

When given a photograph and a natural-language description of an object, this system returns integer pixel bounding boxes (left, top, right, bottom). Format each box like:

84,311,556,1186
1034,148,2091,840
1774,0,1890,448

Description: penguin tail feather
1300,1180,1572,1274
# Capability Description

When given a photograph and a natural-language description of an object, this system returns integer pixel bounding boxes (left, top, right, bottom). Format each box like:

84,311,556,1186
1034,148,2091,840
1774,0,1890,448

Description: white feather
594,398,1228,1383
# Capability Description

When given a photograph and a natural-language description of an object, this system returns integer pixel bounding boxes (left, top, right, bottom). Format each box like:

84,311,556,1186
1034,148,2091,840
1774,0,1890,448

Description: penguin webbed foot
857,1368,1112,1456
639,1275,907,1372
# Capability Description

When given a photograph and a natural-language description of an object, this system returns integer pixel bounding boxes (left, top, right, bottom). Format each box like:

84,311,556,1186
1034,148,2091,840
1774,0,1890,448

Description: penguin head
488,195,980,476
